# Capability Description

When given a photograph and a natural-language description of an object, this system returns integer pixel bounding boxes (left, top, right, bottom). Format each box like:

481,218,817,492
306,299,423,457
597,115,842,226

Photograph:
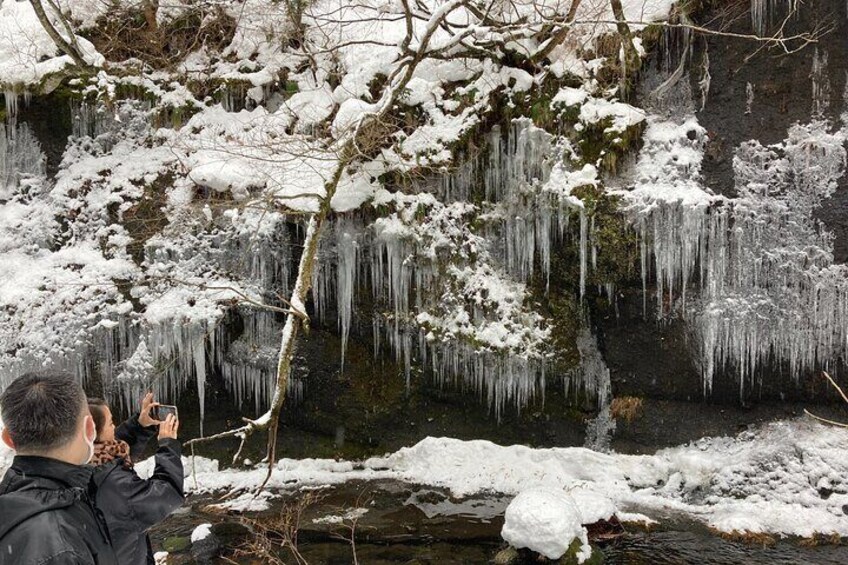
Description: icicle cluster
0,122,45,198
625,114,848,393
309,118,620,414
219,309,303,416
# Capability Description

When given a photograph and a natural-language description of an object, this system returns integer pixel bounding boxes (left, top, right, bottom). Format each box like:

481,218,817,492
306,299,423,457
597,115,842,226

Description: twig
804,409,848,428
822,371,848,405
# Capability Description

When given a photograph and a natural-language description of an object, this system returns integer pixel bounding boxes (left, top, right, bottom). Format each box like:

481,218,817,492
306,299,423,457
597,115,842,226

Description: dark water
150,480,848,564
154,516,848,564
295,535,848,565
603,532,848,564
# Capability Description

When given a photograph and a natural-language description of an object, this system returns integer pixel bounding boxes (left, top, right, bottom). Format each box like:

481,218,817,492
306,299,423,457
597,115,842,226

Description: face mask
83,416,96,464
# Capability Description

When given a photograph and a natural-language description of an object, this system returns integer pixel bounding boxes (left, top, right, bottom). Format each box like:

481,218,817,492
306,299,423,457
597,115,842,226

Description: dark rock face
15,94,74,176
693,0,848,260
598,0,848,405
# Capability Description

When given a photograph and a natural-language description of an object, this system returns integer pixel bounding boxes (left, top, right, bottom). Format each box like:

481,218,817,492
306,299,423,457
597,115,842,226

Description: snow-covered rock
190,523,213,543
500,487,592,562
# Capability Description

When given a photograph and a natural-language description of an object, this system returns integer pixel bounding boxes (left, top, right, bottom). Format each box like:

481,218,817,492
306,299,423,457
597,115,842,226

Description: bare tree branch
27,0,90,68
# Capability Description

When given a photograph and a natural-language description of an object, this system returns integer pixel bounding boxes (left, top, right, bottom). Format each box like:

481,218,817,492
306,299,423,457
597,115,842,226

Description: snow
190,523,212,543
501,487,591,561
0,417,844,539
0,0,103,89
569,487,617,525
153,551,169,565
312,507,369,525
579,97,646,134
0,0,691,415
77,419,848,539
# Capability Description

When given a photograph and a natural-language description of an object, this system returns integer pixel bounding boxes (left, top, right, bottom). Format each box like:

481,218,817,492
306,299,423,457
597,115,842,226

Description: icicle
3,90,19,125
0,123,46,197
745,83,754,115
811,48,831,118
629,115,848,394
751,0,768,35
336,219,359,365
579,209,588,299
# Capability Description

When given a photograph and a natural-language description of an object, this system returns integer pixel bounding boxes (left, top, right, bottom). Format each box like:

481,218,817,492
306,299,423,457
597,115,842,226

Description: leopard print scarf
91,440,133,468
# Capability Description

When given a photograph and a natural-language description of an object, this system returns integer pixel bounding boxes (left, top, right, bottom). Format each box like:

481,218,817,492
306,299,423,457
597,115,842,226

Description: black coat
94,416,185,565
0,455,119,565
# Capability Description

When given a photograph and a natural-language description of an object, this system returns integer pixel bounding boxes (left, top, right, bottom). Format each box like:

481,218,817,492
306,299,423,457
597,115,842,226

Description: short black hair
0,372,87,452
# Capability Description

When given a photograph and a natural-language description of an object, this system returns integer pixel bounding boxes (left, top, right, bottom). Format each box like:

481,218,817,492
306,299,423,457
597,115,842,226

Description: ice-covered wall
4,0,845,427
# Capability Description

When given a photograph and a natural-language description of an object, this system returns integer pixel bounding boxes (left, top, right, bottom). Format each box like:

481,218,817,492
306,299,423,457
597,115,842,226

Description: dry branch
27,0,89,68
804,371,848,428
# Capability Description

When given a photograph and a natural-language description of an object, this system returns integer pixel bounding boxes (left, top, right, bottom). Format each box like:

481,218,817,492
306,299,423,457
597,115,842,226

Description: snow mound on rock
569,486,617,525
501,487,592,562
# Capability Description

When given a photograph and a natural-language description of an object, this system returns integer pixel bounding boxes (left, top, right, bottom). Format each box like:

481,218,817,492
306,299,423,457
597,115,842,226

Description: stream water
149,482,848,564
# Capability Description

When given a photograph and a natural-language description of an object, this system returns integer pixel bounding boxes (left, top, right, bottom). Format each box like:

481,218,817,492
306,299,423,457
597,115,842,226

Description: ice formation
0,123,45,199
578,330,616,452
621,104,848,393
3,0,841,425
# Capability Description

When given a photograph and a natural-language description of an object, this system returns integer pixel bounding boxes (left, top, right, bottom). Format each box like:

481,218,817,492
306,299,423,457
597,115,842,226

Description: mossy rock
162,535,192,553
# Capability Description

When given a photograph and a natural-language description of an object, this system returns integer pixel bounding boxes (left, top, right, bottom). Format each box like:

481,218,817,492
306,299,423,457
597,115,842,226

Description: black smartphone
151,405,178,421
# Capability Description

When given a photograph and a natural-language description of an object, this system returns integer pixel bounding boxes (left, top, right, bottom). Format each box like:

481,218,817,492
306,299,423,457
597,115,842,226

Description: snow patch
501,487,592,561
190,523,213,543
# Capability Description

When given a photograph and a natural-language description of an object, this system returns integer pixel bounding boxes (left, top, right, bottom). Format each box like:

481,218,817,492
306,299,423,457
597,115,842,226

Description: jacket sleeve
115,414,157,460
41,550,96,565
117,439,185,530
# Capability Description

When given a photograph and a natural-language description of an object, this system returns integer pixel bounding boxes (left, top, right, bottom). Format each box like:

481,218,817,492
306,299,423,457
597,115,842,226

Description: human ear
84,414,96,443
1,427,15,450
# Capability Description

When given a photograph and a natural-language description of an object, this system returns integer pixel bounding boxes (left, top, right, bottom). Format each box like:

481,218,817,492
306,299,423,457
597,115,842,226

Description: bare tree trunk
530,0,582,65
184,0,471,494
28,0,89,68
610,0,642,99
257,212,326,488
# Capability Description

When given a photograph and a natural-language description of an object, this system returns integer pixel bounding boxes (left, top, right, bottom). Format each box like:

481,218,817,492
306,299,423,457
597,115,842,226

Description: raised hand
158,414,179,440
138,391,161,428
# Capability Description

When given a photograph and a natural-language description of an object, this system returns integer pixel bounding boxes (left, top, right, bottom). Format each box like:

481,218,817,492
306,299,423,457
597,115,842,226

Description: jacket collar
8,455,94,490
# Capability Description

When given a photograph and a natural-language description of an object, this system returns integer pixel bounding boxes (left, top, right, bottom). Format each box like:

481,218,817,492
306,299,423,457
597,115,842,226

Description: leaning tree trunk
28,0,89,68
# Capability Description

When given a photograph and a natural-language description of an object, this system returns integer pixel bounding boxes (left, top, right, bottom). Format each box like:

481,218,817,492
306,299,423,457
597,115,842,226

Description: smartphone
151,405,178,421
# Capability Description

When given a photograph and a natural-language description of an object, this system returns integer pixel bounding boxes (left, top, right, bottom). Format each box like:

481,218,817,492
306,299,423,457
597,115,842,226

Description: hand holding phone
138,392,159,427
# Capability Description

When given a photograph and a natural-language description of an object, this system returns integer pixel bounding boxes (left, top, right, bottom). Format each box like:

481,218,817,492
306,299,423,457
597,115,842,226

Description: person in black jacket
0,371,118,565
88,394,185,565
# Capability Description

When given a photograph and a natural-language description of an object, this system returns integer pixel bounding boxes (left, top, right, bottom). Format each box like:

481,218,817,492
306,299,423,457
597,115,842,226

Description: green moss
544,291,582,372
162,536,191,553
560,540,604,564
569,118,645,174
573,187,641,288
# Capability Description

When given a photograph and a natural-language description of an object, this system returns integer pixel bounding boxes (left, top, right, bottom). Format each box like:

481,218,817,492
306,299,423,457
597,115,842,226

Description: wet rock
190,524,220,564
161,536,191,553
493,546,519,564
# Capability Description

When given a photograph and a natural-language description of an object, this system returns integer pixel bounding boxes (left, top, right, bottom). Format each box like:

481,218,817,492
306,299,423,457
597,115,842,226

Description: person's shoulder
0,508,89,564
92,459,128,484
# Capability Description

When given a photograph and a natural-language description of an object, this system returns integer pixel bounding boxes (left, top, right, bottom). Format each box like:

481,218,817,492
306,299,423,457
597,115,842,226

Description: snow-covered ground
124,417,848,538
0,415,845,538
